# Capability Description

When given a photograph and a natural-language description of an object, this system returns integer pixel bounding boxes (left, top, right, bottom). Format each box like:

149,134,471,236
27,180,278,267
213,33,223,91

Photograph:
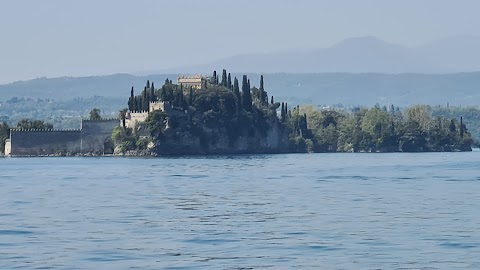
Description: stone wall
81,119,119,154
9,130,82,156
150,101,175,114
124,111,148,129
4,139,11,156
7,119,119,156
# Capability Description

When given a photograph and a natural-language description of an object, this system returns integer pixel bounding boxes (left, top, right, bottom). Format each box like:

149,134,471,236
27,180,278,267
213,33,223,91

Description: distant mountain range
2,72,480,106
152,36,480,74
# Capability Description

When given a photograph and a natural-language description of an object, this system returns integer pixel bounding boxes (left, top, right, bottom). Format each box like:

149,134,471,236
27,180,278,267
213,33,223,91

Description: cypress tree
241,75,252,111
150,85,155,101
281,102,285,122
259,75,265,105
233,77,241,112
227,73,232,90
143,87,149,111
128,86,134,111
146,80,150,89
213,71,217,85
460,117,464,138
285,102,288,117
189,88,194,105
271,96,274,105
304,113,308,129
221,69,227,87
134,96,140,112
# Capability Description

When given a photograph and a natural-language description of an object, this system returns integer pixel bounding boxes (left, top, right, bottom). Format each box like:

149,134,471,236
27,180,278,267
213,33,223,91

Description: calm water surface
1,152,480,269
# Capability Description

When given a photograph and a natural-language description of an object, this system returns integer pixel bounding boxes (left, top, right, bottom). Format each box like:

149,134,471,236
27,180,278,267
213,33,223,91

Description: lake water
1,152,480,269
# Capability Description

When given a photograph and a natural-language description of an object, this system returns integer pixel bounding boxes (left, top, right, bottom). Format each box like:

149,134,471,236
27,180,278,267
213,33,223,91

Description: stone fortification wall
7,119,119,156
9,129,81,156
81,119,119,154
149,101,173,114
125,111,148,129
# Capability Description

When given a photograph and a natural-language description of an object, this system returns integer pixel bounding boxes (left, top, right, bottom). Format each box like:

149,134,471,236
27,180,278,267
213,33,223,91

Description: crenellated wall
9,129,82,156
6,119,119,156
124,111,148,129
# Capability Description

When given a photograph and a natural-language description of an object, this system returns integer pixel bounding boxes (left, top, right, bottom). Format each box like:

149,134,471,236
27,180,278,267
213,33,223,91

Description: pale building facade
177,75,207,89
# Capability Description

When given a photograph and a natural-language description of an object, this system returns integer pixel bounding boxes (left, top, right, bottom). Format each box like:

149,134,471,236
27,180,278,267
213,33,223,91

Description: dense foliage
288,105,473,152
431,105,480,145
15,119,54,130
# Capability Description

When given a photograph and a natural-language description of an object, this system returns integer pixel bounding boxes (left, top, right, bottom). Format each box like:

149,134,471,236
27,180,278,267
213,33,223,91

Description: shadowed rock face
152,117,289,156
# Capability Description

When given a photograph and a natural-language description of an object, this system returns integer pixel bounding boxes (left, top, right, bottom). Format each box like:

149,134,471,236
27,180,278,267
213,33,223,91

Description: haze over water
1,152,480,269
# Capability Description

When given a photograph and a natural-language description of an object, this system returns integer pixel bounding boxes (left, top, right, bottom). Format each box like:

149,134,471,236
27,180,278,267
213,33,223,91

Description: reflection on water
1,152,480,269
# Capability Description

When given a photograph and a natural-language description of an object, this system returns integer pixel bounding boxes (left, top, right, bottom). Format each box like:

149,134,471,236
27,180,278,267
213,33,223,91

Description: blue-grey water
1,152,480,270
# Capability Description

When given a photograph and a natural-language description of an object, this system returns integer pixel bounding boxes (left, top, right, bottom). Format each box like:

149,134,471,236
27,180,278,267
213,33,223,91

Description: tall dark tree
142,87,149,111
221,69,228,87
128,86,135,111
241,75,252,111
188,88,194,105
285,102,288,117
259,75,266,105
281,102,285,122
150,82,155,101
227,73,232,90
213,71,217,85
233,77,241,112
460,117,464,138
146,80,150,89
271,96,274,105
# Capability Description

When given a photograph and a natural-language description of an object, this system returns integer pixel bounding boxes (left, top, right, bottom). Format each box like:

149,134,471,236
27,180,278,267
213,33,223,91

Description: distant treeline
289,105,473,152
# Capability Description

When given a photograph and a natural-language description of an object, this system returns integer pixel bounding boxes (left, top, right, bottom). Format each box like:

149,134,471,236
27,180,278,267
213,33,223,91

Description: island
114,69,473,155
2,69,474,156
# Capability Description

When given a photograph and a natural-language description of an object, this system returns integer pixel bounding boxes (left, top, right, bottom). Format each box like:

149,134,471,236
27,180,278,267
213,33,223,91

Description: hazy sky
1,0,480,83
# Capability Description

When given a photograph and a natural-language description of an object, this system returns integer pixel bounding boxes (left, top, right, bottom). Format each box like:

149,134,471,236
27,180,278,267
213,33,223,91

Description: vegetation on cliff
113,70,473,155
116,70,288,154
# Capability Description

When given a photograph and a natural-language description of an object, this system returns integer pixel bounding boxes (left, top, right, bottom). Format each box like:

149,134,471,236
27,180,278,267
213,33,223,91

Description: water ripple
1,153,480,269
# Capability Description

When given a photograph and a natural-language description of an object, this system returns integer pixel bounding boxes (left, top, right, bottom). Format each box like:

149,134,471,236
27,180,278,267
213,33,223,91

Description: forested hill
2,72,480,106
0,74,174,100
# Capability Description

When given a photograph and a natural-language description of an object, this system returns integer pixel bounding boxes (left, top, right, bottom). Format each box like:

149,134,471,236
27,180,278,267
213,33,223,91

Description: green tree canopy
89,108,102,120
